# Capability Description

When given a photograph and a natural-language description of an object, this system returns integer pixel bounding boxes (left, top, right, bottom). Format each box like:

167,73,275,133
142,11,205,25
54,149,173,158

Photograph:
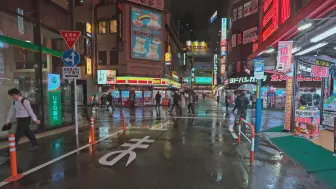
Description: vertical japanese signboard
220,18,227,76
277,41,293,73
213,54,218,85
48,74,62,126
284,76,293,130
254,59,264,79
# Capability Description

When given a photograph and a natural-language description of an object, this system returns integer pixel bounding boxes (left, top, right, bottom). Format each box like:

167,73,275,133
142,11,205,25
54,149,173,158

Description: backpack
19,98,39,118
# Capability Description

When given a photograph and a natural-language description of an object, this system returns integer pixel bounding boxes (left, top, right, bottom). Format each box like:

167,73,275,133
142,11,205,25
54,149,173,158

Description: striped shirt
6,97,37,122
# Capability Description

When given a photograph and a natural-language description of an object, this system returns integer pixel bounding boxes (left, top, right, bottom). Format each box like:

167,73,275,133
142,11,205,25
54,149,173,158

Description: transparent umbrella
237,84,256,92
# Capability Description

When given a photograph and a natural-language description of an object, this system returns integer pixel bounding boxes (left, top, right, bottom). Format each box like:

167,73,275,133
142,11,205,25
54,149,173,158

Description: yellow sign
86,23,92,36
191,41,208,53
165,52,171,62
86,57,92,75
171,71,179,80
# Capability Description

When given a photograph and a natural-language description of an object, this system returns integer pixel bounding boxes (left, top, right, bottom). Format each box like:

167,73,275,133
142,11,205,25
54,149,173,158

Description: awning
248,0,335,61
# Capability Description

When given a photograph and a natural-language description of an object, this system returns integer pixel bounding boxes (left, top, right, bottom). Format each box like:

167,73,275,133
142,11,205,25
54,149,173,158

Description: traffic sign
62,67,81,79
62,49,80,67
60,30,81,49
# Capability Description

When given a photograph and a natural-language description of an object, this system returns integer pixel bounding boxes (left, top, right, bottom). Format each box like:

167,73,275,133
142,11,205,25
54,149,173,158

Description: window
98,51,107,65
109,20,117,33
110,51,118,65
75,0,84,6
98,21,107,34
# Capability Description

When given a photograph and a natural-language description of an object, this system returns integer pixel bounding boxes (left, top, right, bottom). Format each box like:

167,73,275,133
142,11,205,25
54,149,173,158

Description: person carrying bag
4,88,40,151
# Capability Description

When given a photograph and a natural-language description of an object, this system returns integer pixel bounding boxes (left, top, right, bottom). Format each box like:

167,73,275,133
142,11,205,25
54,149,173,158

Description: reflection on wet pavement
0,100,330,189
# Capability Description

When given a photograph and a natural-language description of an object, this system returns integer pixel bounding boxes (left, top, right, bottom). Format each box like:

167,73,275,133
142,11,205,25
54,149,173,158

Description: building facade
0,0,74,138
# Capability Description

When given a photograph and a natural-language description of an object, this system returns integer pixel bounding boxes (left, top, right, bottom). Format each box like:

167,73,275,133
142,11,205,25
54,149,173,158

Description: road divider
4,134,24,183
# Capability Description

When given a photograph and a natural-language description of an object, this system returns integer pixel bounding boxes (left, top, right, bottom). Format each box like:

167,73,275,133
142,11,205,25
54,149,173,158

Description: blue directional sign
62,49,80,67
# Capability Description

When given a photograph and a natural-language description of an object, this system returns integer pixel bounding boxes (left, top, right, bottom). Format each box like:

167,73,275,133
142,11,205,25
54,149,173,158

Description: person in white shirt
6,88,40,151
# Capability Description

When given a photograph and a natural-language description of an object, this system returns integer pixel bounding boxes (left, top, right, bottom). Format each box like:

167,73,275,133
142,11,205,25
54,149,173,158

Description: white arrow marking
71,52,76,66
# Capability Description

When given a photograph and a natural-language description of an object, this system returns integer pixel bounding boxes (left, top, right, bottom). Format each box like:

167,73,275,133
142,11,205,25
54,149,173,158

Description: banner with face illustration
131,7,163,61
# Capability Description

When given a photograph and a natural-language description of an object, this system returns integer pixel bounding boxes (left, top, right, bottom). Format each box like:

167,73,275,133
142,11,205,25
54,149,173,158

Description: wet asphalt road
0,100,330,189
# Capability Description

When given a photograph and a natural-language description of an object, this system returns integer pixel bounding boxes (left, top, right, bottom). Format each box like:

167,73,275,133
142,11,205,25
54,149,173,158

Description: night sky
171,0,224,40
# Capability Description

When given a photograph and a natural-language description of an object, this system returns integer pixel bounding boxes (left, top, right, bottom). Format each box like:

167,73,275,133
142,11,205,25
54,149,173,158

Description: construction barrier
237,118,255,165
90,116,96,144
5,134,24,182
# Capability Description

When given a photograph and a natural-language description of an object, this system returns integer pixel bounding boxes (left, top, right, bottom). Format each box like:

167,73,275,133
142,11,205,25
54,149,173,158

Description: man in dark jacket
155,92,162,112
237,92,249,117
169,92,181,114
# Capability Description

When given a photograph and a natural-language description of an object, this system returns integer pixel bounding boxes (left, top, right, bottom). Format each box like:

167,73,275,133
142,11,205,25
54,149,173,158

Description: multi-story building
0,0,74,136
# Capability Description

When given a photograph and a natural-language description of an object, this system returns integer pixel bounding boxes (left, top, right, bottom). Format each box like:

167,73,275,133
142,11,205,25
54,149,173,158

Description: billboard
131,7,163,61
243,0,258,17
186,41,208,53
47,74,62,126
127,0,164,11
97,70,117,84
276,41,293,73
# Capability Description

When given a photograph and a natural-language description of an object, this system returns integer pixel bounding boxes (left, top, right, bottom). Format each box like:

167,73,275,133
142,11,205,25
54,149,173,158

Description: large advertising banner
277,41,293,73
48,74,62,126
131,7,163,61
127,0,164,11
243,27,257,44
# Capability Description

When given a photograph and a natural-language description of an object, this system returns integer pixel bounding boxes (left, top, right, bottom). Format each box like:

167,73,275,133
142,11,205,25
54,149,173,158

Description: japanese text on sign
277,41,293,73
52,96,58,121
284,77,293,130
229,76,267,84
311,65,328,77
315,59,331,67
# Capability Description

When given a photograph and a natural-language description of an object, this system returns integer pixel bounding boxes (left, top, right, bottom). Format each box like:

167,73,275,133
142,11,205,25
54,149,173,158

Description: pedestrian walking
6,88,40,151
202,94,206,100
169,92,181,114
237,92,249,118
225,95,230,110
216,96,220,104
155,91,162,113
188,93,196,115
180,93,186,110
232,95,240,113
251,94,256,109
106,93,115,111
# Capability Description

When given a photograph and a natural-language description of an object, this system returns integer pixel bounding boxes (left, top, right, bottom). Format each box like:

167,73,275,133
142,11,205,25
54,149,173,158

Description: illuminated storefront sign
243,0,258,17
229,76,267,84
97,70,117,84
214,54,218,85
116,77,181,88
210,11,217,23
86,22,92,37
86,57,92,75
48,74,62,126
126,0,164,10
195,77,213,84
221,18,227,56
315,59,331,67
243,27,257,44
165,52,171,62
261,0,291,42
270,74,322,82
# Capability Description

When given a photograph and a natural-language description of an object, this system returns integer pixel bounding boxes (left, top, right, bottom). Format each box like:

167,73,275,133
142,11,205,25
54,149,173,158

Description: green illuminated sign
195,77,213,84
48,74,62,126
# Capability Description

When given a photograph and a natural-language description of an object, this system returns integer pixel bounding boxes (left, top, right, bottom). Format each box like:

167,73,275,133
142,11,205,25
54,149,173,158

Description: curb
0,124,89,150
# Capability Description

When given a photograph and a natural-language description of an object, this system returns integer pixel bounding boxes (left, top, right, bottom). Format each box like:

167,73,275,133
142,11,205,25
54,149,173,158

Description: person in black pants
106,93,115,111
169,92,181,114
6,88,40,151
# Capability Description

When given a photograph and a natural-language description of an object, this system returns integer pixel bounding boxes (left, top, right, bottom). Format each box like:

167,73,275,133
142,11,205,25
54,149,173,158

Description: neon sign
261,0,291,42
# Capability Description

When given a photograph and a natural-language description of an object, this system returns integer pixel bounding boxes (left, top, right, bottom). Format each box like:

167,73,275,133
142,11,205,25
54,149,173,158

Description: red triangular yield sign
60,30,81,49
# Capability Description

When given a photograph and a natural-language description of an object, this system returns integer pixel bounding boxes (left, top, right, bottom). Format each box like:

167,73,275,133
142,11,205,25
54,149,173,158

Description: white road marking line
0,130,123,188
229,124,238,139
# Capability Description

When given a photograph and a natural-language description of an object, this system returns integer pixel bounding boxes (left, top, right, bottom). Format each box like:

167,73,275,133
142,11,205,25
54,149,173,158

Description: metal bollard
237,121,241,143
121,110,126,130
90,117,96,144
5,134,24,182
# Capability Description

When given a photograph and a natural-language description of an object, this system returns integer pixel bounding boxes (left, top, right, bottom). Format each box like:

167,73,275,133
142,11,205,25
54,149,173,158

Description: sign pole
73,45,79,135
255,79,262,133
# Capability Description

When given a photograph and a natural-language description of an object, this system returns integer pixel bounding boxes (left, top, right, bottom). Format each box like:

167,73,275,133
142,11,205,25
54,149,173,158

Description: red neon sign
271,74,322,82
281,0,290,23
261,0,291,42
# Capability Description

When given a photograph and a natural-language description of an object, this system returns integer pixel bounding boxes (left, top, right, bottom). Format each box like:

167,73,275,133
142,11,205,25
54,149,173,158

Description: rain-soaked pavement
0,100,330,189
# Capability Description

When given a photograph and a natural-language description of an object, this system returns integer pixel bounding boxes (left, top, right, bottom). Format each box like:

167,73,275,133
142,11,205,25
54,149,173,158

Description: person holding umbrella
169,91,181,114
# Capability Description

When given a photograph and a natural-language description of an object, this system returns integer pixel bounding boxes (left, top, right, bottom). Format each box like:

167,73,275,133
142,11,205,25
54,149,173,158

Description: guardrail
237,118,255,164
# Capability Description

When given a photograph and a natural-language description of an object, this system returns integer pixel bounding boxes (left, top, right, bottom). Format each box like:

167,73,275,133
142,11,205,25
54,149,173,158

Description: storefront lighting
265,48,275,53
295,42,328,56
298,22,312,31
292,47,301,54
310,26,336,43
25,40,31,43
